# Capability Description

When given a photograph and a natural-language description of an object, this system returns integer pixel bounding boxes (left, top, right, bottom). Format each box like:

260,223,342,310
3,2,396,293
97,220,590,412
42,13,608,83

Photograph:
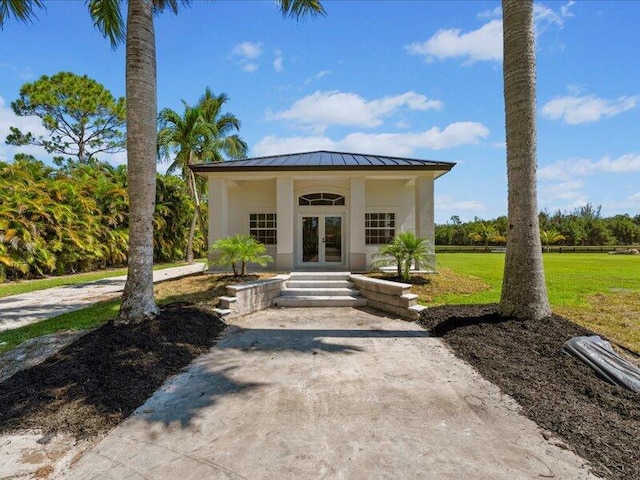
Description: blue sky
1,0,639,223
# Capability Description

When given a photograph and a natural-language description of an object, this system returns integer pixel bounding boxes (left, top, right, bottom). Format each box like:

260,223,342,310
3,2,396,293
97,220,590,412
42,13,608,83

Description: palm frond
0,0,45,28
86,0,124,48
277,0,325,19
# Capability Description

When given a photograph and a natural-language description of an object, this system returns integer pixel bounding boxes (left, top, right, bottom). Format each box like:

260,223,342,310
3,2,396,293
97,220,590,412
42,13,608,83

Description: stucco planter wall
216,274,289,317
349,274,427,320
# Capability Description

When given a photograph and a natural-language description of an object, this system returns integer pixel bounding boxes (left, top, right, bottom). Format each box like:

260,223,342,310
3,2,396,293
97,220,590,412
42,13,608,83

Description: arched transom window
298,192,345,206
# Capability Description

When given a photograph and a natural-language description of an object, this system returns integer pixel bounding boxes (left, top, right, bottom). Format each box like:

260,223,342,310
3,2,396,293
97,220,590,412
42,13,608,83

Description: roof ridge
195,150,455,166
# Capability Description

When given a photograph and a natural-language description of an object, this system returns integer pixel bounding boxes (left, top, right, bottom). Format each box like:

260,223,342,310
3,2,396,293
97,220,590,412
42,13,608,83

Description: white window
365,212,395,245
298,192,345,206
249,213,277,245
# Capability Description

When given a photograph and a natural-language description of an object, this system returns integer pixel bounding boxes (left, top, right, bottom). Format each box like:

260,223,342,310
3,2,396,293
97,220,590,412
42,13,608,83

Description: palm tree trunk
186,204,197,263
184,167,200,263
499,0,551,321
118,0,159,323
191,171,208,244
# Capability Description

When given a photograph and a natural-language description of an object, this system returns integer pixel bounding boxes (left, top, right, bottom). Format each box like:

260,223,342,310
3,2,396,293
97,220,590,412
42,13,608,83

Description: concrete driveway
62,307,595,480
0,263,205,332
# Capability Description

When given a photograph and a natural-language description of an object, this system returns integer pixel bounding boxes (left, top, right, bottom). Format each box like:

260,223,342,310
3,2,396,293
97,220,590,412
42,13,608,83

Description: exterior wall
212,179,277,271
206,172,436,272
364,179,416,268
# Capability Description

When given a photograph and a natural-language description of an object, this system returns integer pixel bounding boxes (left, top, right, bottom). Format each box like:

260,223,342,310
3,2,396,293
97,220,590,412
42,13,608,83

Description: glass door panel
302,216,319,262
324,216,342,263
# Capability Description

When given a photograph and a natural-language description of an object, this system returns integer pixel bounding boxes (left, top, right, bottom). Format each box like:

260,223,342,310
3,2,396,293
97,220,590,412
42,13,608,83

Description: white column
209,177,228,243
415,175,435,269
349,177,366,271
276,177,294,270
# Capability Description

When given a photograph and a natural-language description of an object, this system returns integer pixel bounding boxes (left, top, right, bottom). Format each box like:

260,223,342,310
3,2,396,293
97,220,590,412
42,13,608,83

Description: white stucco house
191,151,455,272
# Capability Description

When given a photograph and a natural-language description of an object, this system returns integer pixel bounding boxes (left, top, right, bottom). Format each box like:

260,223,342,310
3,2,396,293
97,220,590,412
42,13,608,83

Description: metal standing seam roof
189,150,456,173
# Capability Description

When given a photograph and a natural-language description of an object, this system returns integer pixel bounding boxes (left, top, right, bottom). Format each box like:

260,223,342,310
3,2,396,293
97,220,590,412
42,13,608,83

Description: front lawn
0,260,206,299
0,272,265,355
410,253,640,353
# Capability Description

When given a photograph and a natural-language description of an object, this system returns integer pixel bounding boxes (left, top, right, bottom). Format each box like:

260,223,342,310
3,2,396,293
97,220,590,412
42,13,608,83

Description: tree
499,0,551,320
395,231,433,280
210,234,273,277
540,228,565,250
373,231,433,281
6,72,126,163
372,237,405,277
468,223,506,250
157,90,247,263
2,0,325,323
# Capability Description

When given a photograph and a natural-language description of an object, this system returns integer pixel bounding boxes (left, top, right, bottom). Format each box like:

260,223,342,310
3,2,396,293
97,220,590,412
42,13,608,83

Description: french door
300,215,343,265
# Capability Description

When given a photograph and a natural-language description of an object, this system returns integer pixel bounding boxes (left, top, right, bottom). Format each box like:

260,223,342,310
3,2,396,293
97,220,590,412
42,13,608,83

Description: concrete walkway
62,308,596,480
0,263,205,332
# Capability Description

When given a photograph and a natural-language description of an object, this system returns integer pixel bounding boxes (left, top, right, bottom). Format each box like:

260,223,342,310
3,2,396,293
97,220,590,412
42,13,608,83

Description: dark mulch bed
0,302,226,439
419,304,640,480
370,274,431,285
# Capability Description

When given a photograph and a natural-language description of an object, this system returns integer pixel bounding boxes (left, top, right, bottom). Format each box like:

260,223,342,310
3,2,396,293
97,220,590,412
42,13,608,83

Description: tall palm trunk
499,0,551,320
185,151,199,263
118,0,159,322
185,171,198,264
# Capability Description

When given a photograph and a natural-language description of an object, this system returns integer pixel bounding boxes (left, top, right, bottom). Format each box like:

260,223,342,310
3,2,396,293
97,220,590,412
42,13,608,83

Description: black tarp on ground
563,335,640,392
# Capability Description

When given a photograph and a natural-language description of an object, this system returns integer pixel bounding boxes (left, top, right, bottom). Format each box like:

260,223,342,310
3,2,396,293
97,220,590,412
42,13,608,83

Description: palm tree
373,231,433,281
157,92,247,263
540,228,566,251
372,237,405,277
395,231,433,281
467,223,506,251
210,234,273,277
499,0,551,321
1,0,325,323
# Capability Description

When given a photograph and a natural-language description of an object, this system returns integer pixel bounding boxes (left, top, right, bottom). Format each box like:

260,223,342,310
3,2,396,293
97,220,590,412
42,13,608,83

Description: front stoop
274,272,367,308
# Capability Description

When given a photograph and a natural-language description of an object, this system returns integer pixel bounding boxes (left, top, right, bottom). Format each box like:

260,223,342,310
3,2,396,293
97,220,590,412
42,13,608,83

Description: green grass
431,253,640,353
434,253,640,307
0,270,238,355
0,260,205,299
0,299,120,354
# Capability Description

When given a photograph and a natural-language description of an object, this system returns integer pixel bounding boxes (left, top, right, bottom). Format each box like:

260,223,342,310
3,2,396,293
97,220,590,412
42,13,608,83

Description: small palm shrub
372,231,434,281
209,234,273,277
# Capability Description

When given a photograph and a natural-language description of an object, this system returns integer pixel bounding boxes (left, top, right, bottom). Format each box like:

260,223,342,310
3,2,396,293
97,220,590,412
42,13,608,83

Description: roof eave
189,163,456,173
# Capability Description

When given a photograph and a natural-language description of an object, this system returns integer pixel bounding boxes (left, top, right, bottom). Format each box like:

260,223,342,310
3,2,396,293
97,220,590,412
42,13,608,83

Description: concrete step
288,272,351,281
286,280,354,289
281,287,361,297
273,296,367,308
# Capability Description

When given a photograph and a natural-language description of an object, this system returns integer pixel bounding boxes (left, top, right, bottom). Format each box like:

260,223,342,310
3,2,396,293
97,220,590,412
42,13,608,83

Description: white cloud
242,62,259,73
407,1,575,64
539,153,640,180
560,1,576,18
339,122,489,155
252,135,337,156
541,94,639,124
0,62,34,80
272,90,444,131
436,195,485,211
253,121,489,157
232,41,262,60
231,41,263,72
405,19,503,64
477,7,501,19
304,70,330,85
273,50,284,73
0,95,49,162
540,179,585,201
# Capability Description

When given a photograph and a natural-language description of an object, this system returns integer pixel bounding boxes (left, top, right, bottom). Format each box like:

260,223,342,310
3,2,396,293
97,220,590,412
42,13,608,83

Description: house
190,150,455,272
